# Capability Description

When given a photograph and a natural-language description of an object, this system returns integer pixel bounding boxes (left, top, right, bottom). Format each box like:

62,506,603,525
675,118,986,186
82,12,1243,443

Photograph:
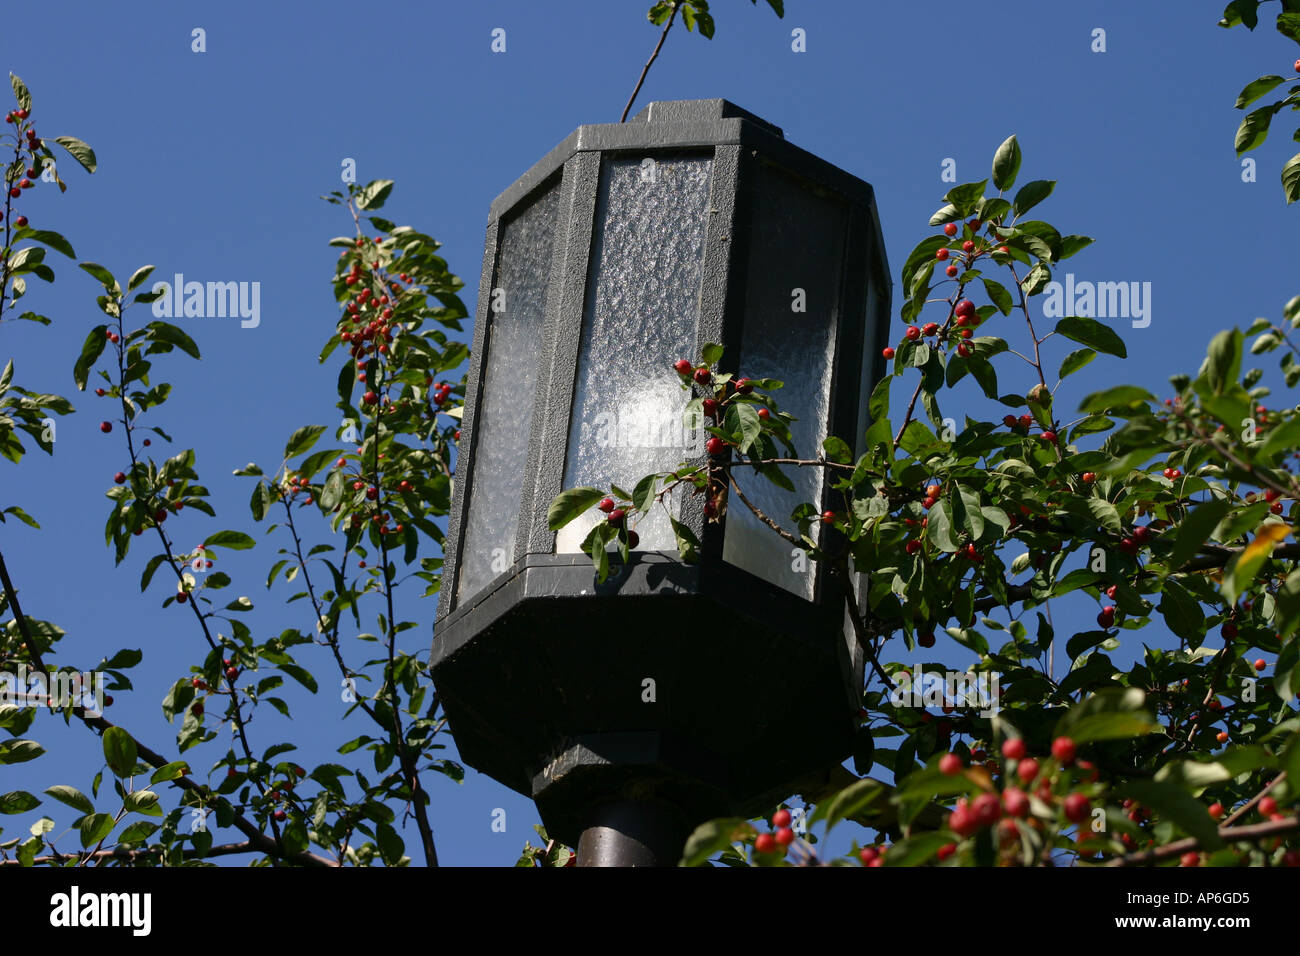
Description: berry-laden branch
0,548,334,867
0,839,265,867
1109,814,1299,867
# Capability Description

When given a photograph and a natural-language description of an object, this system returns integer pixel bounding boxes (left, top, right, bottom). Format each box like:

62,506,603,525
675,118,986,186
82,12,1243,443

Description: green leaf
10,73,31,111
670,516,702,563
127,265,155,292
284,425,326,460
73,325,108,390
1159,579,1206,643
118,821,159,844
356,179,394,210
149,761,189,785
822,436,852,464
991,134,1022,191
883,831,953,868
25,229,76,258
1278,11,1300,44
1059,348,1096,380
982,277,1013,316
1066,711,1161,745
1235,74,1286,108
1085,498,1121,534
1056,316,1127,358
52,136,97,173
700,342,724,365
928,499,958,552
1011,180,1055,217
1199,329,1242,396
202,530,256,551
0,739,44,763
1236,104,1278,154
280,663,318,693
1282,151,1300,205
102,726,138,778
632,474,658,513
79,812,114,848
1167,499,1233,570
548,487,607,531
726,402,762,454
679,818,754,867
147,321,200,359
44,785,93,814
1077,384,1153,413
123,790,162,817
1123,780,1223,850
0,791,40,814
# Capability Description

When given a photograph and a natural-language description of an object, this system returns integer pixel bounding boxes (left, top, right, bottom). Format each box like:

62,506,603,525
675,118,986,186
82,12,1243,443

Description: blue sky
2,2,1297,866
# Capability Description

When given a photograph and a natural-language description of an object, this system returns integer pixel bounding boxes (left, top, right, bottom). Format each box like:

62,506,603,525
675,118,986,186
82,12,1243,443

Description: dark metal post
576,800,689,867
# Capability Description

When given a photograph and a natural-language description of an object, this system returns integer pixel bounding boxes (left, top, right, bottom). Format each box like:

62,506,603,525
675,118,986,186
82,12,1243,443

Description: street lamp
432,99,890,865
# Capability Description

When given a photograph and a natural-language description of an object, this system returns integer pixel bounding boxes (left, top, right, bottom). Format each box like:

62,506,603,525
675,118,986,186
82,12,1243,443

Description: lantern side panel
557,154,713,554
456,184,561,604
723,162,847,601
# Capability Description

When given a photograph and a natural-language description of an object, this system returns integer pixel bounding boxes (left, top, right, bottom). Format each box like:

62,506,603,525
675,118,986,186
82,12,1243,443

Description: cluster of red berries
753,808,797,856
595,496,640,548
1161,466,1182,480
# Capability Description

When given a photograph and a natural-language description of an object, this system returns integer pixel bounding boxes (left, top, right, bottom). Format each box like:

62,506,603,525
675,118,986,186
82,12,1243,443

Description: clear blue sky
2,1,1297,865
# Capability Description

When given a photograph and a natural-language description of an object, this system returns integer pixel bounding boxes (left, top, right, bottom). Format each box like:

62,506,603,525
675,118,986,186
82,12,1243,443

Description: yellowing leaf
1224,522,1292,606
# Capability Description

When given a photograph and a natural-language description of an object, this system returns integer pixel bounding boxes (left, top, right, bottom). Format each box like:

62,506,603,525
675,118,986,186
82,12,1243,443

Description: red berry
905,325,921,340
1017,758,1040,783
881,347,895,359
192,701,204,716
1097,606,1116,628
954,299,975,318
922,323,939,336
945,264,959,277
937,843,957,861
627,530,640,548
956,342,971,357
1001,738,1027,761
754,833,777,854
735,378,754,395
1216,731,1230,743
1041,430,1057,443
939,752,963,775
1003,414,1018,428
362,390,378,405
1003,787,1030,819
1255,658,1266,671
1105,585,1118,599
113,471,126,484
757,407,770,420
772,809,792,828
702,398,719,418
1018,414,1033,429
1081,472,1096,483
918,631,935,648
1295,58,1300,73
14,215,27,228
1051,737,1076,765
961,240,975,253
821,510,835,525
972,792,1001,827
1265,488,1282,502
1208,802,1224,820
275,810,288,822
1272,501,1284,514
1064,793,1090,824
706,436,727,456
859,846,879,864
948,806,977,837
998,245,1010,254
1260,797,1279,816
905,539,921,555
935,248,950,260
673,359,692,375
598,497,615,513
943,223,958,237
693,367,711,385
99,421,112,433
607,508,626,528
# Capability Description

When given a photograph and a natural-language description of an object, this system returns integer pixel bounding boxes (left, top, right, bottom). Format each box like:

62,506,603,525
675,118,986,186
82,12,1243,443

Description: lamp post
432,99,891,865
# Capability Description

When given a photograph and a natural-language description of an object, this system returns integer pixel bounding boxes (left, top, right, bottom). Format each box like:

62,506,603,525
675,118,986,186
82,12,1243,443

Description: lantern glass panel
723,163,847,600
556,154,713,554
456,183,561,604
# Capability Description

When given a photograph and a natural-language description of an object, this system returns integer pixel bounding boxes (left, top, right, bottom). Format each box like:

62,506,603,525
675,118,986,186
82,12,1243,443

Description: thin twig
621,3,679,122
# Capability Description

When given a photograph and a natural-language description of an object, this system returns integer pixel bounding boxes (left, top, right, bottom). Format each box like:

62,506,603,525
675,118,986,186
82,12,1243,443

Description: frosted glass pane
557,155,713,554
723,164,846,600
456,184,560,603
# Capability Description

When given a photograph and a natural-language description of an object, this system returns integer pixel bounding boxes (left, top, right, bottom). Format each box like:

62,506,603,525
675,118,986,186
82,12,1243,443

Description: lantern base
576,799,688,867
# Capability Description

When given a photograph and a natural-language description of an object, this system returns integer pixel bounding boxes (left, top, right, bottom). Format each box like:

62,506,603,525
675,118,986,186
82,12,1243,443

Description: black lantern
432,99,890,864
